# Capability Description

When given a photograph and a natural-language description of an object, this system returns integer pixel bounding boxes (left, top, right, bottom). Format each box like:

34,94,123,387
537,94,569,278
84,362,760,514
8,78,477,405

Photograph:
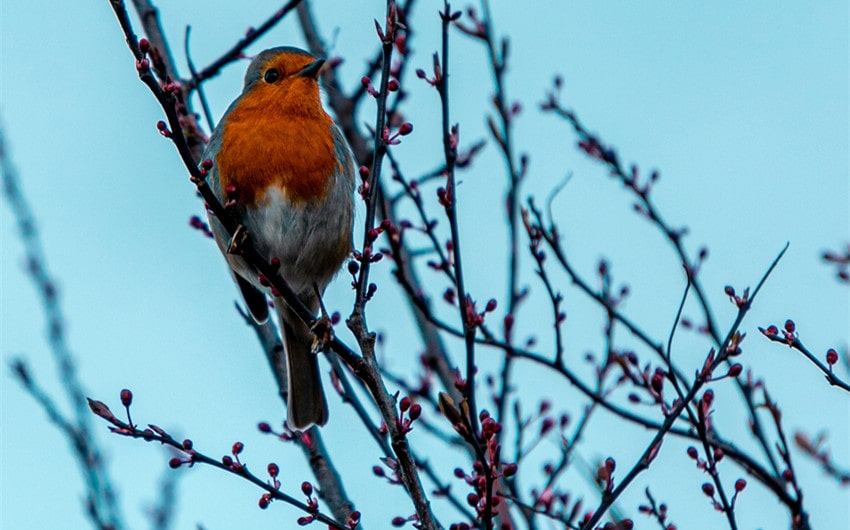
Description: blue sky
2,1,848,529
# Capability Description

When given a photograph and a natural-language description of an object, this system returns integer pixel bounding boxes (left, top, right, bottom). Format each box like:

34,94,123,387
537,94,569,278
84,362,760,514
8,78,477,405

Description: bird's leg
310,282,334,354
226,224,250,255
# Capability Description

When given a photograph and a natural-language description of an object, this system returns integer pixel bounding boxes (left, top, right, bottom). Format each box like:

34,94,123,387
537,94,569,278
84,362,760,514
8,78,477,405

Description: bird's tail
278,304,328,430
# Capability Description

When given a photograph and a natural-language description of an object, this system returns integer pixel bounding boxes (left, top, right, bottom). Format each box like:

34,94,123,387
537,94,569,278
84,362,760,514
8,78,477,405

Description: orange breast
215,86,337,208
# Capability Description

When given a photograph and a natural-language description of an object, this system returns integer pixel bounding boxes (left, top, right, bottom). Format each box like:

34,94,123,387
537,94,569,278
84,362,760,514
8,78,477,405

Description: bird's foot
227,224,249,255
310,282,334,353
310,314,334,354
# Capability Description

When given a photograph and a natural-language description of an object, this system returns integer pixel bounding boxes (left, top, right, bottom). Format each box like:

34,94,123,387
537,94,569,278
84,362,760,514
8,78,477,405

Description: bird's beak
297,59,326,80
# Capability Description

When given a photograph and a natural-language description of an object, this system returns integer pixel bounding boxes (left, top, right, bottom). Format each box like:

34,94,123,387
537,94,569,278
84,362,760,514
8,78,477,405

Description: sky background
2,1,848,529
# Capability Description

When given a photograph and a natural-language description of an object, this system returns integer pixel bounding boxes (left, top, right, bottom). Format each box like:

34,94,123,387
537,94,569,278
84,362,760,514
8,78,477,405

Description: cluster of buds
697,345,743,383
391,514,418,528
623,164,660,200
372,457,402,486
220,441,246,473
627,366,668,410
596,259,630,308
168,438,198,469
397,395,422,434
596,457,617,494
87,390,140,438
822,245,850,282
136,37,172,92
256,420,298,443
638,491,676,530
357,165,371,200
427,238,456,274
161,79,181,96
723,285,750,309
529,485,578,522
460,296,497,329
468,411,517,524
363,219,394,254
452,7,486,40
196,158,213,182
793,431,850,485
136,37,152,74
700,478,746,513
684,247,709,281
257,462,281,509
360,76,380,98
382,122,414,146
415,51,444,87
373,1,400,44
577,135,617,166
438,394,517,524
188,215,214,238
294,481,320,525
88,390,198,469
540,75,564,112
697,390,715,432
222,184,239,209
759,319,798,345
686,444,725,475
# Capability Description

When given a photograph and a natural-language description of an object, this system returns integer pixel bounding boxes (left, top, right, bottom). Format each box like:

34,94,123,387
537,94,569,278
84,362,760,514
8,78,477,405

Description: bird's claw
227,225,249,255
310,315,334,354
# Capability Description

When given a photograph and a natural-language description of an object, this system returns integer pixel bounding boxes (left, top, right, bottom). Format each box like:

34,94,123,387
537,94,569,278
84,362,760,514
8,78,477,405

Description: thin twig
1,125,125,530
182,0,304,93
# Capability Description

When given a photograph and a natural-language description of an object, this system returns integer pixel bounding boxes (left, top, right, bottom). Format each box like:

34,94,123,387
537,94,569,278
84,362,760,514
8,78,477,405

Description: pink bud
301,481,313,496
826,348,839,366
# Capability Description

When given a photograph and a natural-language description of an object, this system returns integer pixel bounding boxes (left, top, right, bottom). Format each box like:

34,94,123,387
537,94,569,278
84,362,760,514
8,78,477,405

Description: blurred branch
148,462,180,530
794,431,850,485
821,244,850,284
1,124,125,530
296,0,369,160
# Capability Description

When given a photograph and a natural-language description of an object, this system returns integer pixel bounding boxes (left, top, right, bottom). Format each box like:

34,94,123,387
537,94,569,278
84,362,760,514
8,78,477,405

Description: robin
203,47,355,429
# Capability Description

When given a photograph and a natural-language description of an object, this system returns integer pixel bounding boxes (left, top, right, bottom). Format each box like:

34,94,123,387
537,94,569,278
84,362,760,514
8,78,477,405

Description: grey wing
202,103,269,324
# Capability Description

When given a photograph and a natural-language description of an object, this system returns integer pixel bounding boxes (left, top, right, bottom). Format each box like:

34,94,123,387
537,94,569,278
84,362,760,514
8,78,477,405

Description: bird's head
241,47,327,117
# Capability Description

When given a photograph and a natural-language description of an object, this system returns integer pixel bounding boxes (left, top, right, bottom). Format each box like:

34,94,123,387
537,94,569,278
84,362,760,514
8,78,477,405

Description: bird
203,47,355,430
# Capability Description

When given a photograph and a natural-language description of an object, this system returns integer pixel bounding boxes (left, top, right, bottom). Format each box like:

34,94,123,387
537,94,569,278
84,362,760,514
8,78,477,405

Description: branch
579,246,791,530
1,124,125,530
758,325,850,392
87,394,353,529
540,92,786,481
182,1,304,93
108,1,364,522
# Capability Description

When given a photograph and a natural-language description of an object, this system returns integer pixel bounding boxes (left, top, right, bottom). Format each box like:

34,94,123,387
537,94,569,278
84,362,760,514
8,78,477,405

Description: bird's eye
264,69,280,83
